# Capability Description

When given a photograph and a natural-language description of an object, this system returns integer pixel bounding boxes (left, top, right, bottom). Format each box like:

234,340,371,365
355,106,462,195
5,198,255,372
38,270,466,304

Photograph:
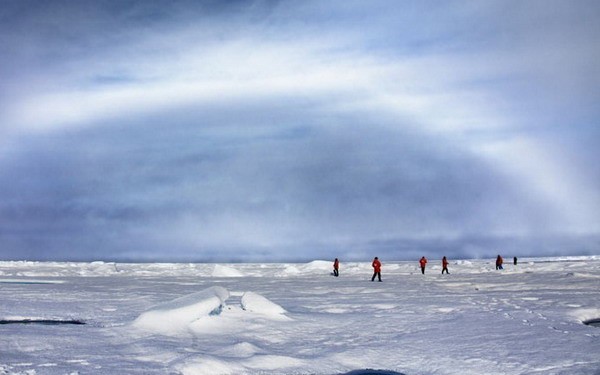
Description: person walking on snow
419,256,428,274
333,258,339,277
371,257,382,282
442,256,449,274
496,255,504,270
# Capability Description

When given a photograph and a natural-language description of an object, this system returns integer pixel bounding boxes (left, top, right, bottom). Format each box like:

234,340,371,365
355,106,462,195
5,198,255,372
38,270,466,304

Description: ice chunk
133,286,229,334
240,291,290,320
301,260,332,271
212,264,244,277
280,260,331,276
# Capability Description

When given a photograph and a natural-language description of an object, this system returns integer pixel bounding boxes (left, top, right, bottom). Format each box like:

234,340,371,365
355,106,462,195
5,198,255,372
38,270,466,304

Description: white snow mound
212,264,244,277
133,286,229,334
571,308,600,323
301,260,332,271
281,260,332,276
241,291,290,320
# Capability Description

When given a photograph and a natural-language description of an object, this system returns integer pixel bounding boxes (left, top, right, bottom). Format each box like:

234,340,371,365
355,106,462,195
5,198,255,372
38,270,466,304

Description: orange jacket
419,257,427,267
333,259,339,269
442,257,449,267
372,259,381,273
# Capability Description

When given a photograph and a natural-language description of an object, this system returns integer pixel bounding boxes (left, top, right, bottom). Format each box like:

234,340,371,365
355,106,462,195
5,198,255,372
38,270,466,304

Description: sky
0,0,599,262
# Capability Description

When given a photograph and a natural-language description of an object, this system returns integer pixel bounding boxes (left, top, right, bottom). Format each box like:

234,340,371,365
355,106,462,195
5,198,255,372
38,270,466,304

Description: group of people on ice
495,255,518,270
332,254,514,280
417,256,449,274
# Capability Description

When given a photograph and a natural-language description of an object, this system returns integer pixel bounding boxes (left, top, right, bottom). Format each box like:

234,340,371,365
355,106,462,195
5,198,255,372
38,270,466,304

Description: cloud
0,0,599,261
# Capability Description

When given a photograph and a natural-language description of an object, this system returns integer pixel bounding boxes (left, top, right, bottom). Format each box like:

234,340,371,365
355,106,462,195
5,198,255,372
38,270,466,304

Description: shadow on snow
339,370,406,375
0,319,85,325
583,318,600,328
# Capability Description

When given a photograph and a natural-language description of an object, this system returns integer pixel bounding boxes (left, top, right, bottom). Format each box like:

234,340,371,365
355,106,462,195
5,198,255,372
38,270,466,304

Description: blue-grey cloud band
0,0,598,261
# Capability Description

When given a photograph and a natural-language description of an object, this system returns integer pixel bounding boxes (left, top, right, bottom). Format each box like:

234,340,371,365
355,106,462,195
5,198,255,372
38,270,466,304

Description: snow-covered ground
0,257,599,375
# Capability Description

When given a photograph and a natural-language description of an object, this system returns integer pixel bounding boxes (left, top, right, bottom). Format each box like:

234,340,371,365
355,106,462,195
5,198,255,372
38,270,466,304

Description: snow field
0,257,599,375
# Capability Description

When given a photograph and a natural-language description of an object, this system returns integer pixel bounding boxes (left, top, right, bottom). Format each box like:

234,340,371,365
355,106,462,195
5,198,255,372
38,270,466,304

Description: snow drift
132,286,229,334
212,264,244,277
241,291,290,320
132,286,292,336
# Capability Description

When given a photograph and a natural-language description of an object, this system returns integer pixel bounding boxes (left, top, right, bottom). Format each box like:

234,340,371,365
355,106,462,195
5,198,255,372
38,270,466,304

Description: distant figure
371,257,382,282
496,255,504,270
513,256,518,266
442,256,449,274
333,258,339,277
419,256,428,274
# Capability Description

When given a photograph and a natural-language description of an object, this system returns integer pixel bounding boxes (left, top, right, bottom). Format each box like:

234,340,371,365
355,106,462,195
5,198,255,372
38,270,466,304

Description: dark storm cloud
0,0,598,261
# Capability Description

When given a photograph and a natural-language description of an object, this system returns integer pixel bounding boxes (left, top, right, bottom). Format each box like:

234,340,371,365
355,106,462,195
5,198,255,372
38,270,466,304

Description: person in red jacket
371,257,382,282
496,255,504,270
442,256,449,274
419,256,428,274
333,258,339,277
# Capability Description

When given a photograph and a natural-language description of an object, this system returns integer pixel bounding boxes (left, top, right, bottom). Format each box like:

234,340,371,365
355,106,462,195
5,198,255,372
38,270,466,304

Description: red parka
419,257,428,267
372,258,381,273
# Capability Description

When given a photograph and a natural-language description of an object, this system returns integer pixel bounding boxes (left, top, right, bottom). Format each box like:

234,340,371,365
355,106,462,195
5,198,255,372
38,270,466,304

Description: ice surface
0,257,599,374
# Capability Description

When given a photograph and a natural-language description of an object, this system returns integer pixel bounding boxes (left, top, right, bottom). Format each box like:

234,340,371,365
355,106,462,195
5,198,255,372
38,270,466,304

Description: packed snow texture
0,257,599,375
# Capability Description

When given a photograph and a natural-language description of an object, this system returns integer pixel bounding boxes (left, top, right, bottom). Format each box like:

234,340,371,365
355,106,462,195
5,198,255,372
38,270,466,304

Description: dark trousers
333,268,339,277
421,266,426,274
371,272,381,281
442,267,449,274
